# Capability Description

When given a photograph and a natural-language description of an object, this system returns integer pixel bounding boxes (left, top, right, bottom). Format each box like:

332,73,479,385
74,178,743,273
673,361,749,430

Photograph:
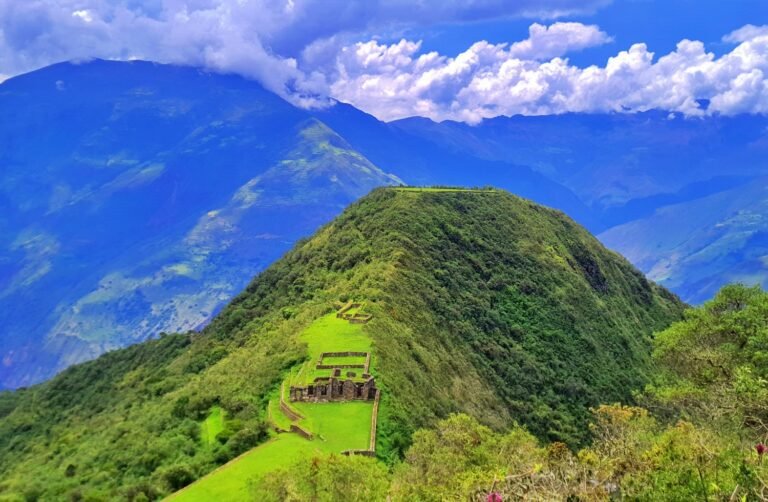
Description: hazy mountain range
2,58,768,388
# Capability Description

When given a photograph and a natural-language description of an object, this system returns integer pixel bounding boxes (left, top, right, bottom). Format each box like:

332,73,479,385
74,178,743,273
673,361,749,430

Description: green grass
391,187,498,193
170,403,375,501
292,313,372,386
200,406,225,447
266,393,292,431
320,355,367,366
295,401,373,452
303,313,372,355
169,313,376,500
167,434,316,501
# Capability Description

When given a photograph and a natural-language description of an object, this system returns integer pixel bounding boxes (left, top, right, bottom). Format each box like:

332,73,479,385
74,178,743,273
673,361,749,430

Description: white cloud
723,24,768,43
508,22,611,60
71,10,93,23
0,1,766,122
0,0,606,99
323,25,768,122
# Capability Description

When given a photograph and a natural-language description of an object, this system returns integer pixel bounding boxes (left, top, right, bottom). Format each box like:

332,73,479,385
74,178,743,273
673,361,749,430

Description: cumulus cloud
324,25,768,122
508,22,611,60
723,24,768,43
0,0,607,99
0,0,305,98
0,1,767,122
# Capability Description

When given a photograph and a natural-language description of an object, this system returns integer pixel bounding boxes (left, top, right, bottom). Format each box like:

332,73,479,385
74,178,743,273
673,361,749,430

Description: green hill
0,187,683,500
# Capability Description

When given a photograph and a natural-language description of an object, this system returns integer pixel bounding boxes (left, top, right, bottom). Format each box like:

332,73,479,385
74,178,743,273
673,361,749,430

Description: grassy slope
292,314,373,386
168,435,312,501
171,314,373,500
0,187,684,500
200,407,225,447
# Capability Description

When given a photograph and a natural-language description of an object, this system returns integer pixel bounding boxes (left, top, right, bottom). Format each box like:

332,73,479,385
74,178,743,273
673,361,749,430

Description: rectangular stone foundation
290,377,377,403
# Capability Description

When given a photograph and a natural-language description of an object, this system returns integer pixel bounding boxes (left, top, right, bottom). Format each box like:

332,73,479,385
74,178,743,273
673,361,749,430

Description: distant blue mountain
387,111,768,304
390,111,768,230
0,60,592,389
3,59,767,388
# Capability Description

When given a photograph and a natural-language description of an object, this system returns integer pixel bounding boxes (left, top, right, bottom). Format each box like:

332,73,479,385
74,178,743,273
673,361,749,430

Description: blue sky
0,0,766,122
391,0,768,63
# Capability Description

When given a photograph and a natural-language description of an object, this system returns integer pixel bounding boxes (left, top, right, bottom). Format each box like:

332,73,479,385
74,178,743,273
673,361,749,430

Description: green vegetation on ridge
172,313,374,500
200,407,225,447
257,285,768,501
0,187,683,500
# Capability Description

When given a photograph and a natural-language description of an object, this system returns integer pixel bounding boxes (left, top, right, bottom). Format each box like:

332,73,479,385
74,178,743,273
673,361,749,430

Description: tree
254,454,389,502
647,284,768,434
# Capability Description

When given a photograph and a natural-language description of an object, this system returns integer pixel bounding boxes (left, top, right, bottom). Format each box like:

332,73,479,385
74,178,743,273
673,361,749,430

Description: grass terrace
169,310,377,501
200,406,225,447
291,313,373,386
390,186,499,193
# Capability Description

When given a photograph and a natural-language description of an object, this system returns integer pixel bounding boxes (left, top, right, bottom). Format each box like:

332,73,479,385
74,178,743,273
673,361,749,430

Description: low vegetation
200,407,226,447
259,285,768,501
173,314,374,500
0,187,684,499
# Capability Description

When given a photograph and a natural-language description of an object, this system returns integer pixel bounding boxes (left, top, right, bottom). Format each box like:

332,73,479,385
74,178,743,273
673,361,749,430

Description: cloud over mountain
324,25,768,122
0,0,767,122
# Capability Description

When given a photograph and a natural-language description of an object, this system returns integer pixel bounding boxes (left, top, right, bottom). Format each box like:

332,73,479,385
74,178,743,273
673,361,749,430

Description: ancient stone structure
290,423,314,440
336,301,374,324
289,373,377,402
290,351,376,402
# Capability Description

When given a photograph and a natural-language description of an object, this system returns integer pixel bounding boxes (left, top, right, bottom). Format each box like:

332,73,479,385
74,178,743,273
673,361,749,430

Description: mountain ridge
0,60,596,389
0,187,684,499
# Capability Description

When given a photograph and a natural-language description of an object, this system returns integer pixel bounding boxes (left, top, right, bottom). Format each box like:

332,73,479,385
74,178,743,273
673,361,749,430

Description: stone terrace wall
369,389,381,451
320,351,368,358
280,382,304,421
336,301,361,318
316,364,365,369
290,423,314,440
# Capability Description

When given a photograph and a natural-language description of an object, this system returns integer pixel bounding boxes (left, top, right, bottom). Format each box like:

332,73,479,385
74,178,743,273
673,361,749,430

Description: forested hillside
259,285,768,501
0,188,683,500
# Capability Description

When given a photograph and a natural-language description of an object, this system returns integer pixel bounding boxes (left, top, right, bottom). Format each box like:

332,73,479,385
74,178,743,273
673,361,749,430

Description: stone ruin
289,351,377,403
336,301,373,324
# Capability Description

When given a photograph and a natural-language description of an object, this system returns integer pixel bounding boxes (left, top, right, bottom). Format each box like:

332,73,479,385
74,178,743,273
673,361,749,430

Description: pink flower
757,443,767,456
487,492,503,502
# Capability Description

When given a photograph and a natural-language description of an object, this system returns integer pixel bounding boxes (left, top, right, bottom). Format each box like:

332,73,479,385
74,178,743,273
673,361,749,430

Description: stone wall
290,423,314,440
280,382,304,421
335,301,373,324
336,301,361,318
290,376,377,403
369,389,381,451
347,314,373,324
315,363,365,370
320,351,368,358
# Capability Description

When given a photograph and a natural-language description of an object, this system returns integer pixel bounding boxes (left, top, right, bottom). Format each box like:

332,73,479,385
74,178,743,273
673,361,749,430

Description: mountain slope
0,187,683,500
0,60,595,390
600,177,768,303
0,60,400,389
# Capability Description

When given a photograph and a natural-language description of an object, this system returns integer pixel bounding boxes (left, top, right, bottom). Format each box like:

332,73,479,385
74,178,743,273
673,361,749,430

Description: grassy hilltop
0,187,683,500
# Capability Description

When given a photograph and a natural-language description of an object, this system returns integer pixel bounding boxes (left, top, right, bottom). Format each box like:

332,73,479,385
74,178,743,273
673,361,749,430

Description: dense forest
258,284,768,501
0,188,684,500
